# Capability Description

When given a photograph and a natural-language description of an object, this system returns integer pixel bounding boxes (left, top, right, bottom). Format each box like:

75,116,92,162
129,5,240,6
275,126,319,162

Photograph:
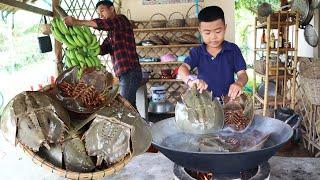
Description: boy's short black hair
96,0,114,9
198,6,225,23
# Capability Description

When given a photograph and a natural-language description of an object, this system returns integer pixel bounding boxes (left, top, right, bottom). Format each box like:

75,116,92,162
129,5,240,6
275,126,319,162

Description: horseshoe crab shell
175,86,224,134
63,136,95,172
83,116,133,166
0,91,70,151
93,96,152,157
223,94,254,132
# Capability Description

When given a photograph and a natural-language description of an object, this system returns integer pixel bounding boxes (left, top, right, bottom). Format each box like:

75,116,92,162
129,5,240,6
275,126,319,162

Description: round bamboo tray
18,142,132,180
16,84,138,179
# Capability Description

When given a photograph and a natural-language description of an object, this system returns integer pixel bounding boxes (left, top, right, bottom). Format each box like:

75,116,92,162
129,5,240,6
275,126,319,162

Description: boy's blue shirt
184,40,247,97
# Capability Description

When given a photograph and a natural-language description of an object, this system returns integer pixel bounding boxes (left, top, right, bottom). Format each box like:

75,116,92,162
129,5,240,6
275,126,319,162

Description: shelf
133,26,198,32
256,21,296,29
254,48,295,52
136,44,200,49
253,93,290,106
148,79,183,82
254,71,293,80
141,61,183,65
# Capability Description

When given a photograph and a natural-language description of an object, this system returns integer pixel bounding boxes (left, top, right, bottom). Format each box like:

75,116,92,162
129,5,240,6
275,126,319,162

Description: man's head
96,0,115,19
198,6,226,49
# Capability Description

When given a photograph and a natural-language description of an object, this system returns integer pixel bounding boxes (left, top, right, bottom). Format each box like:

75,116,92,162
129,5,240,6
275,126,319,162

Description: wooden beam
52,0,63,75
0,0,53,16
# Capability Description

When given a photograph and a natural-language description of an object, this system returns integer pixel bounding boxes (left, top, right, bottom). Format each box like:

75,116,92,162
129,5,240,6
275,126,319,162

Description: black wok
152,115,297,174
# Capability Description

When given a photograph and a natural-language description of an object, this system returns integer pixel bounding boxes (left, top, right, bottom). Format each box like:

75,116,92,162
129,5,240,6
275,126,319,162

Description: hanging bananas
50,17,102,72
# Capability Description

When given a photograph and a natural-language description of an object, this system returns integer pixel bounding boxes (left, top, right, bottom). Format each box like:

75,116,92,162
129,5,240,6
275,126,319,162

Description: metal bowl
257,80,276,97
148,101,174,114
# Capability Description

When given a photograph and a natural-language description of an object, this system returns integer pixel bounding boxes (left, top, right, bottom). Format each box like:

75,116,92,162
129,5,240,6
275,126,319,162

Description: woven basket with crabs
0,66,152,179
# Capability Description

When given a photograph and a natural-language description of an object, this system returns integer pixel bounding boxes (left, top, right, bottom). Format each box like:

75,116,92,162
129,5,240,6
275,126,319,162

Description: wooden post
53,0,63,75
253,17,257,112
263,15,271,116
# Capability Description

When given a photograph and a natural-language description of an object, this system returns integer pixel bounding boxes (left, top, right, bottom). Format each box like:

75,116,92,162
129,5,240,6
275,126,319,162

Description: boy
178,6,248,100
64,0,142,108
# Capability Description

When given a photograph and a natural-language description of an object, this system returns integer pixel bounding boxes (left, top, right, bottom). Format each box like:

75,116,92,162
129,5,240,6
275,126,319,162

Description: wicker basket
167,12,185,27
185,4,202,27
127,9,137,29
299,58,320,105
149,13,167,28
17,85,138,179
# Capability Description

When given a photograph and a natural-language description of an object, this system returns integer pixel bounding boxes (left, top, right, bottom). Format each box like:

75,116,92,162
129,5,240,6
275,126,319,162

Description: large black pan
152,115,298,174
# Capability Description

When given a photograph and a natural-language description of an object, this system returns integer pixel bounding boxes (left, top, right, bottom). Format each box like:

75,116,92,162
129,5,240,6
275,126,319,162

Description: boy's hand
188,79,208,93
228,82,243,100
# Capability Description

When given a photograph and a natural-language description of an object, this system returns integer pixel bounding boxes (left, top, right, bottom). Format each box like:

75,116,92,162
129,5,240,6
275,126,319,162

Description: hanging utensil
311,0,320,9
304,24,319,47
291,0,314,28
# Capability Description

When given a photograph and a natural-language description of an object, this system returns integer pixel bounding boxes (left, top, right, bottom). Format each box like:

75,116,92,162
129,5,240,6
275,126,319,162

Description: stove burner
173,162,270,180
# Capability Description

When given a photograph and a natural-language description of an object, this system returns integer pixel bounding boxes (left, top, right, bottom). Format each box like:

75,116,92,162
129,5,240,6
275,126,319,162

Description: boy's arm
178,63,191,84
228,70,248,99
178,63,208,93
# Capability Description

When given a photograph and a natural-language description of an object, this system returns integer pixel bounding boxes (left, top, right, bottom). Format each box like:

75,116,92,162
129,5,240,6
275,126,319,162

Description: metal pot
257,80,276,97
148,101,174,114
291,0,314,27
274,107,302,142
150,85,166,102
304,24,319,47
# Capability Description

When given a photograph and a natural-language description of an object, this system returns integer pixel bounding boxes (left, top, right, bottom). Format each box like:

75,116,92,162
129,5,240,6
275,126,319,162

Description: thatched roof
0,0,39,14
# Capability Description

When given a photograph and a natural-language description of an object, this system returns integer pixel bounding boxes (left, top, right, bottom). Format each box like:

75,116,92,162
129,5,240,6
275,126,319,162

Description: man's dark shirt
93,14,140,77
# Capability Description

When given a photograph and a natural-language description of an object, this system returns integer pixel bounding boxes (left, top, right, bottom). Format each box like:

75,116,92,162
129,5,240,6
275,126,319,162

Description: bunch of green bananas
50,17,101,70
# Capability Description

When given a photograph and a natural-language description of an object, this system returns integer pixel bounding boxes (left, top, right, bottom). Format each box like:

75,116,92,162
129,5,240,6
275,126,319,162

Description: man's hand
228,82,243,100
188,79,208,93
64,16,77,26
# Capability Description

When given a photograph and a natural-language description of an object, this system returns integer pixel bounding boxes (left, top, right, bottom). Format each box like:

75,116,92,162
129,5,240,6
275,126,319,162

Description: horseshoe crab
0,91,70,151
198,130,270,152
63,136,95,172
95,97,152,157
60,95,151,171
83,116,133,166
175,85,224,134
161,129,270,153
55,66,118,113
223,94,254,132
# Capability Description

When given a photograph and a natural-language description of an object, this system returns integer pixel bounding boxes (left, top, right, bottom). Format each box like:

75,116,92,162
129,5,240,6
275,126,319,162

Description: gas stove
173,162,270,180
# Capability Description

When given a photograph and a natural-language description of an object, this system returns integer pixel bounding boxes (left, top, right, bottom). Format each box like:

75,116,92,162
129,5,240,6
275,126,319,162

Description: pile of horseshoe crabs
0,66,152,178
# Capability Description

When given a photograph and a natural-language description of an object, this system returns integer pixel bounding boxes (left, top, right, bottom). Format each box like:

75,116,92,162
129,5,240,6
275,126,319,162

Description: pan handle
284,114,302,130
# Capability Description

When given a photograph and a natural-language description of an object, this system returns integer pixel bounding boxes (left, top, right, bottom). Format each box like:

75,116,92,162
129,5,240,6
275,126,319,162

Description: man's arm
228,70,248,99
64,16,98,28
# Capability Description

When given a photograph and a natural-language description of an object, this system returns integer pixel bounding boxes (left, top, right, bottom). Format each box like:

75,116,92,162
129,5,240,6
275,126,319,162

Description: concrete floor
0,113,316,179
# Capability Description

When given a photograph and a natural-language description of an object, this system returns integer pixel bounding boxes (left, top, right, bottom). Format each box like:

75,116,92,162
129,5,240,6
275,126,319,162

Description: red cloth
93,14,140,77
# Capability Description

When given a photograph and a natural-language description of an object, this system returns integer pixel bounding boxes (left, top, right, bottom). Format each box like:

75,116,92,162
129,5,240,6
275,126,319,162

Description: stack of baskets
299,58,320,105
